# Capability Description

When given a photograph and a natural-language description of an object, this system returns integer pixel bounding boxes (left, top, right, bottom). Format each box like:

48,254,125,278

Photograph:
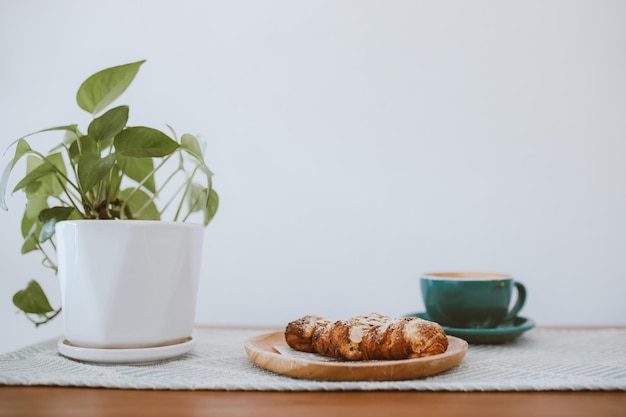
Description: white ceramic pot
55,220,204,349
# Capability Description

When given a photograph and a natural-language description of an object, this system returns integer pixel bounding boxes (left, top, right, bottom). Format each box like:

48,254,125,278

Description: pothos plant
0,60,218,326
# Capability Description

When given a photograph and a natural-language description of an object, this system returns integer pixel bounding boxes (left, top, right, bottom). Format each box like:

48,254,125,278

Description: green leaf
23,195,48,229
21,222,39,254
21,235,39,254
99,137,114,151
38,206,74,243
77,60,146,115
181,133,204,160
8,139,32,166
77,152,116,192
37,153,66,197
19,125,80,143
13,280,54,315
69,135,97,162
24,181,42,195
63,128,81,146
117,154,156,193
114,127,179,157
33,124,79,136
0,139,32,210
119,187,160,220
87,105,129,142
18,154,67,199
20,126,83,155
187,183,207,213
22,208,38,238
12,158,58,193
205,188,219,226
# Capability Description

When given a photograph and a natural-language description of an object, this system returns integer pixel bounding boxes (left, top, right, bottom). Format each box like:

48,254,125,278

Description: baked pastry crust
285,313,448,361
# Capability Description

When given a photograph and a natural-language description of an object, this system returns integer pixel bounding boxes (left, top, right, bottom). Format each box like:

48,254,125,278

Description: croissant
284,313,448,361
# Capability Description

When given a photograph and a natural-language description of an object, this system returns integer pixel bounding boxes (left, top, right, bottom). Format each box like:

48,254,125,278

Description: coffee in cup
420,272,526,329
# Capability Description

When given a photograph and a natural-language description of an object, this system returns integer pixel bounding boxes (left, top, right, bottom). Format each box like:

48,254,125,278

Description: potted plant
1,60,218,360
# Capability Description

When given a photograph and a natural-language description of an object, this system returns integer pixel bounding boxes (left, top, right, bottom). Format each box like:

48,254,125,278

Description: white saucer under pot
57,337,196,364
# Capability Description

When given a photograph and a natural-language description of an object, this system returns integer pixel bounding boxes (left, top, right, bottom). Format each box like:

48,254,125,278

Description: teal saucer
405,312,535,344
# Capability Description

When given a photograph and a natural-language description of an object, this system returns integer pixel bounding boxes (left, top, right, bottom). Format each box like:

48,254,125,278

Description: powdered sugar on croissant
285,313,448,361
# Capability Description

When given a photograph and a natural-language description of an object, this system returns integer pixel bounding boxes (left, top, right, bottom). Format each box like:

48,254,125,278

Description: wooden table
2,387,625,417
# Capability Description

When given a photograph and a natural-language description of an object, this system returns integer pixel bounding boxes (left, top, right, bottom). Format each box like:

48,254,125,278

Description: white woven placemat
1,327,625,391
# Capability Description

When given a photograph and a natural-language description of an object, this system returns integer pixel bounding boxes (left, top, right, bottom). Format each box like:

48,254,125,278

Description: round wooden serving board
244,331,468,381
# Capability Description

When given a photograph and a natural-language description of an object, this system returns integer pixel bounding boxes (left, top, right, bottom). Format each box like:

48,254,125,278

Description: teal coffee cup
420,272,527,329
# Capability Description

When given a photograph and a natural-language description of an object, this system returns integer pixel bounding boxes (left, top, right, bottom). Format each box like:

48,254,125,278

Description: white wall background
1,0,625,354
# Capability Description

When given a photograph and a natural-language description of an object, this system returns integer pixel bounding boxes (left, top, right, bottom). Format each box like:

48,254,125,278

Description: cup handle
502,281,526,323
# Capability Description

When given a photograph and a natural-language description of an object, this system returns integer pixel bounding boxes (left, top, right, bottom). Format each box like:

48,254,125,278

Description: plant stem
26,308,62,327
54,175,84,217
30,150,81,194
134,166,183,218
120,153,175,219
182,191,204,222
172,184,190,222
158,177,187,215
34,239,58,273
